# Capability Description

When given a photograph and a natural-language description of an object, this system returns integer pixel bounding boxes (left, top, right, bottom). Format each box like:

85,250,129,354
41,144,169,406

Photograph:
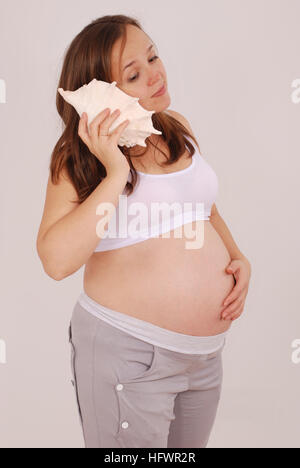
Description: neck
129,134,162,158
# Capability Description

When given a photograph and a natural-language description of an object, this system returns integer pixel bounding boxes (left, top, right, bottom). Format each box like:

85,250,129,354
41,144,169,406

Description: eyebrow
122,44,154,73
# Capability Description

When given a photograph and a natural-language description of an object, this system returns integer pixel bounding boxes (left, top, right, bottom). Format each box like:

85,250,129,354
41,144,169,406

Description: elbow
40,260,66,281
49,270,66,281
36,238,86,281
39,254,82,281
36,241,67,281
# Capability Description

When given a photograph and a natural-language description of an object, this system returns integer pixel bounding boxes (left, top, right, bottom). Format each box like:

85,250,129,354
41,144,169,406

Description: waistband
77,291,228,355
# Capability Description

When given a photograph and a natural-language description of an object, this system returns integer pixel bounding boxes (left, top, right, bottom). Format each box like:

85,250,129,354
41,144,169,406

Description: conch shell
58,78,162,147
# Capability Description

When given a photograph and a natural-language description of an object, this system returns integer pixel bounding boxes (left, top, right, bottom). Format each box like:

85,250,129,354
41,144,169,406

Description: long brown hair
50,14,201,204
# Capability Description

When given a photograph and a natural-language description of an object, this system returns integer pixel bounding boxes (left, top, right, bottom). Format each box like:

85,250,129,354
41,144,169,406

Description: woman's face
111,24,171,113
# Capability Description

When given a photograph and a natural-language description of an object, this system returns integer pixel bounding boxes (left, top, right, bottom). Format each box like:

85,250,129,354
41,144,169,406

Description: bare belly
83,220,235,336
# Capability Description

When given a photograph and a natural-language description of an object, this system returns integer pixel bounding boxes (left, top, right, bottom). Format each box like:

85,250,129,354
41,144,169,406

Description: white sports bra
94,135,218,252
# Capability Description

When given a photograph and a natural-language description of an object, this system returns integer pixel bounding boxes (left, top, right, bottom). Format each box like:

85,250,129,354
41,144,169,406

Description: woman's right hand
78,108,131,176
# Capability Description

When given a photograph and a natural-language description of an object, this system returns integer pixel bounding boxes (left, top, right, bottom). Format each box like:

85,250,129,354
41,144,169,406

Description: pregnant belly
83,220,235,336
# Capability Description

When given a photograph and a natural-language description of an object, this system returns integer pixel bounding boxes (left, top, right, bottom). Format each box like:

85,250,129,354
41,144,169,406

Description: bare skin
84,24,234,336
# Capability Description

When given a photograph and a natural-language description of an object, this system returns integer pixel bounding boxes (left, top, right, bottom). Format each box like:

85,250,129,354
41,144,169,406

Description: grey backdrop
0,0,299,448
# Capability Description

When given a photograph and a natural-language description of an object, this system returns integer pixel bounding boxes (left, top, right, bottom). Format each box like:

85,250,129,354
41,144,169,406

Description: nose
148,71,161,87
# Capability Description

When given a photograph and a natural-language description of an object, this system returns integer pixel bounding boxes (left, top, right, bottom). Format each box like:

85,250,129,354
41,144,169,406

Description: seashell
58,78,162,147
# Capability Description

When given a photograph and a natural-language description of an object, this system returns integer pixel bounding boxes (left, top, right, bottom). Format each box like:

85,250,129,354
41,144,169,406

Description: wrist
106,169,130,185
106,165,130,178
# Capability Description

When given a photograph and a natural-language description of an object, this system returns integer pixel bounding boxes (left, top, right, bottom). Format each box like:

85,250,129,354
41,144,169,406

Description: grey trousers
68,301,225,448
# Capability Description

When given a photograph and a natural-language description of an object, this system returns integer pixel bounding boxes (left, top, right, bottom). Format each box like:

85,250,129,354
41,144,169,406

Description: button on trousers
68,301,225,448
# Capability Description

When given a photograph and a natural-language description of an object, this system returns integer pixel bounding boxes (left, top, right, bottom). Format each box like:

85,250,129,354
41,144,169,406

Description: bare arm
36,169,129,281
210,209,251,270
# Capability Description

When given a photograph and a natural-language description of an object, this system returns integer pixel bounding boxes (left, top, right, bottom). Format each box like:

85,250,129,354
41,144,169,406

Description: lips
152,83,165,97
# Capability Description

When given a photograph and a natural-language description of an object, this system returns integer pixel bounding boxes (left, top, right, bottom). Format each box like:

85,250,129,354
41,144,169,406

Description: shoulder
165,110,216,214
165,109,200,152
164,109,196,139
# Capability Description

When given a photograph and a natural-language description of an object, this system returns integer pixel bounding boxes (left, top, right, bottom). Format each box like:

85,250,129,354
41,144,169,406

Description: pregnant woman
36,15,251,448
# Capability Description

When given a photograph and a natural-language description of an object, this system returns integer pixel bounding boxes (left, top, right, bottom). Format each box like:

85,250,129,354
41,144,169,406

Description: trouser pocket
113,344,170,447
68,322,84,431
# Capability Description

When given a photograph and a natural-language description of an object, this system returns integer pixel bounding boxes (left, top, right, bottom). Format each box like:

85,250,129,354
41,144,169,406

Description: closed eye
128,56,159,82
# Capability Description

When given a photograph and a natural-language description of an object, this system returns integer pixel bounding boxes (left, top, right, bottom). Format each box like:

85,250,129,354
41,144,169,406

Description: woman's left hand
221,258,251,321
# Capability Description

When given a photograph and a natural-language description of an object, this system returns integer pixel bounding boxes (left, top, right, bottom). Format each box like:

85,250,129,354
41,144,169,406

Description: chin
148,94,171,114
